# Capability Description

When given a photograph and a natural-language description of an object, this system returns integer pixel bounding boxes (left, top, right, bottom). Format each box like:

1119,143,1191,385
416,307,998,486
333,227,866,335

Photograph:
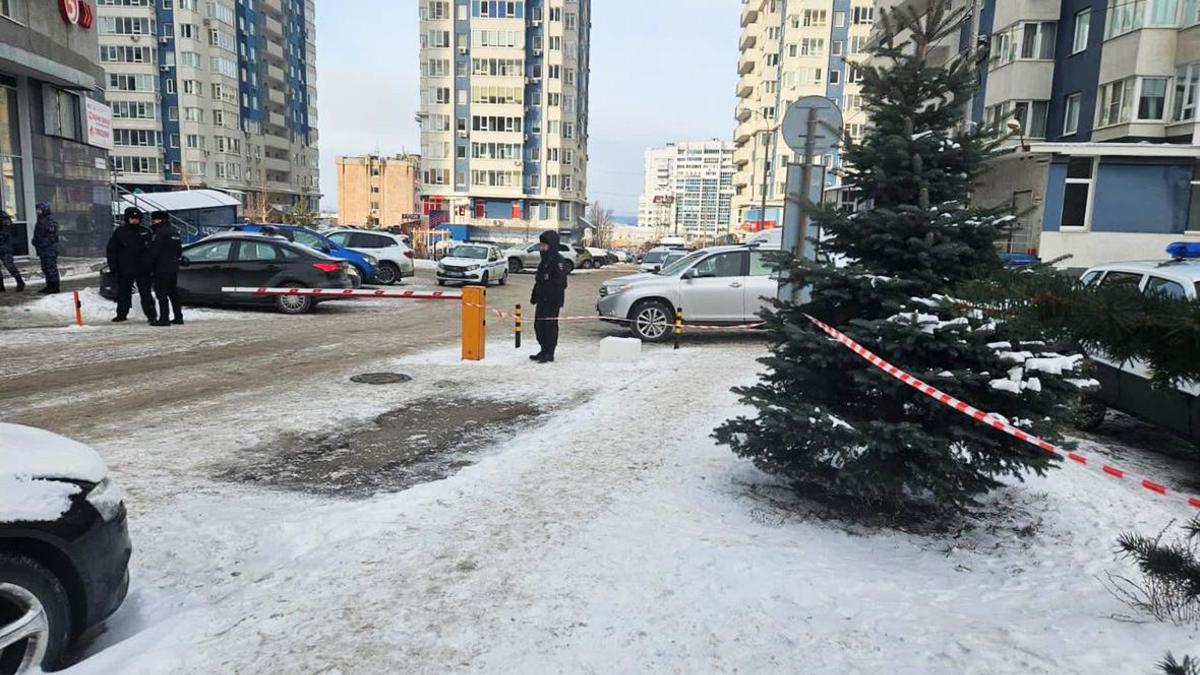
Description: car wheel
0,555,71,675
509,259,522,274
563,261,575,275
1073,397,1107,431
274,283,313,315
630,300,675,343
499,270,508,286
376,262,400,286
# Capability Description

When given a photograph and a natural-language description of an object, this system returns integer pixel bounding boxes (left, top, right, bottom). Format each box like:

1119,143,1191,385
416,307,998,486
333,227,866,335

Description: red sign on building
59,0,95,29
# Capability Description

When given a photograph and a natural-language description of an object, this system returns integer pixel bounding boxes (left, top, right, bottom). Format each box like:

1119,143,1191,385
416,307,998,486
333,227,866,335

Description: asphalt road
0,266,631,437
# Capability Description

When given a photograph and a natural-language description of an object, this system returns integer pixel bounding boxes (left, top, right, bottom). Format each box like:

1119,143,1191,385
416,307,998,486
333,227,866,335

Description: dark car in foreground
1,423,131,675
100,233,353,314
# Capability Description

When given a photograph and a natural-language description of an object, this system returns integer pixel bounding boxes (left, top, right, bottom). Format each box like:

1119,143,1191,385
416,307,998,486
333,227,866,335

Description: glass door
0,76,26,254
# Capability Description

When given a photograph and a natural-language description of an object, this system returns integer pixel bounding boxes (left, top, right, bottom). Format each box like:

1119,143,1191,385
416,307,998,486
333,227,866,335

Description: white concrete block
598,336,642,363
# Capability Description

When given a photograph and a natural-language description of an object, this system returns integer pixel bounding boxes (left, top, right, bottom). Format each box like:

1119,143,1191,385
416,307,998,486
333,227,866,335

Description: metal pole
796,107,819,257
759,127,772,231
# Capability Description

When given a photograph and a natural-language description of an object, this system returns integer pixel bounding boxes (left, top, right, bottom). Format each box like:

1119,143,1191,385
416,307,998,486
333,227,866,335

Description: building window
1061,157,1095,229
42,87,82,142
1072,9,1091,53
1137,77,1168,120
1106,0,1144,37
1096,78,1134,126
1063,92,1082,134
1175,62,1200,121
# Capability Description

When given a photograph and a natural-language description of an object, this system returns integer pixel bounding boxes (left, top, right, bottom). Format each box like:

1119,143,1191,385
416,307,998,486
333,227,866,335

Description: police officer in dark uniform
0,210,24,292
148,211,184,326
106,207,158,323
529,230,569,363
31,202,60,294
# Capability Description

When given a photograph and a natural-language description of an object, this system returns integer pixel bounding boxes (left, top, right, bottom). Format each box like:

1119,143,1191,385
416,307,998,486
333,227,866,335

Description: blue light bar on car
1166,242,1200,259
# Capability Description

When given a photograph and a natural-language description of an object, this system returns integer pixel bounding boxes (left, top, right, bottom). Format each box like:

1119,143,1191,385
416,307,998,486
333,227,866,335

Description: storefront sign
59,0,95,29
84,98,113,150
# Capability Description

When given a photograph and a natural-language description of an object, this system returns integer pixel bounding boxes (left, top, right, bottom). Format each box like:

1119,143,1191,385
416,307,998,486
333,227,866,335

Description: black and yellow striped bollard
674,306,683,350
514,304,523,349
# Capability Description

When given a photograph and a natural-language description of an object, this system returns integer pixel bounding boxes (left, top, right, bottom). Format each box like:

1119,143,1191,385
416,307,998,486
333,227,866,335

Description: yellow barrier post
73,291,84,327
462,285,486,361
514,304,522,349
674,306,683,350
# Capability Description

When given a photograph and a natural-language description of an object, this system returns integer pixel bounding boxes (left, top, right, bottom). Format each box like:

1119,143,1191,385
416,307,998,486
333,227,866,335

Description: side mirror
179,257,191,267
682,269,697,280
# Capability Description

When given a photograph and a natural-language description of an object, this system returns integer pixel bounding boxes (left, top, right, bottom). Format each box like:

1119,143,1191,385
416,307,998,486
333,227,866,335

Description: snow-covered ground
60,336,1199,674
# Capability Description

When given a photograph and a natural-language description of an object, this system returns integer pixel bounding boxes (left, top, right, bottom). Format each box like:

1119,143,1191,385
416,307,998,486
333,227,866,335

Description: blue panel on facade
155,3,179,179
1046,0,1103,141
1092,163,1194,234
971,0,996,124
484,199,513,219
1041,162,1067,233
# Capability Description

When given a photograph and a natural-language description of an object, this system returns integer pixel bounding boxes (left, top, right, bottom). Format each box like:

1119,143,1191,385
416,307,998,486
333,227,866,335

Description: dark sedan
101,234,353,314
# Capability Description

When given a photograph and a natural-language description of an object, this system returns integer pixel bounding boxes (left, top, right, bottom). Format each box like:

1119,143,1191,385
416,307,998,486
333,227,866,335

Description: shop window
42,86,83,142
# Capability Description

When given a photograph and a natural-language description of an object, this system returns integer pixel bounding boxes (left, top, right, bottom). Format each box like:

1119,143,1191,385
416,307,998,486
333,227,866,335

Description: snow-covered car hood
607,272,662,286
0,423,109,483
439,256,490,267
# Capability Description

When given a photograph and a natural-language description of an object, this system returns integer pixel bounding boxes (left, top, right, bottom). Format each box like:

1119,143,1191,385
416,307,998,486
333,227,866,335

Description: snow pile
0,422,108,482
0,475,80,523
0,287,254,324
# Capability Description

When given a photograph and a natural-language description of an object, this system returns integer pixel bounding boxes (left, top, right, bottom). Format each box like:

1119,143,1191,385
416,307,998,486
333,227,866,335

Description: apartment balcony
735,106,752,123
268,88,286,107
262,0,283,18
269,111,286,128
266,42,285,63
263,133,292,150
739,32,757,50
740,4,760,27
738,55,756,75
736,81,753,98
265,15,283,37
267,64,286,83
264,157,291,172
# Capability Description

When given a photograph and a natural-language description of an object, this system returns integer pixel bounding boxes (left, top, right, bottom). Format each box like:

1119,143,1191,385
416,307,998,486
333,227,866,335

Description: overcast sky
315,0,739,217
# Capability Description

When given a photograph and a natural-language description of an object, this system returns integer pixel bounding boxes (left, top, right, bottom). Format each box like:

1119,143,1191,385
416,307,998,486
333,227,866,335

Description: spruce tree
715,2,1086,515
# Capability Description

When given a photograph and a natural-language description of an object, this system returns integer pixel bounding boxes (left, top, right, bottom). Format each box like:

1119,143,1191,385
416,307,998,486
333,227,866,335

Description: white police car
436,243,510,287
1076,242,1200,443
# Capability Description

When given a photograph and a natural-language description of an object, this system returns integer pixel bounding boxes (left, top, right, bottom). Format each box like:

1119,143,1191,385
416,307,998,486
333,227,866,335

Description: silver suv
597,245,778,341
505,242,579,274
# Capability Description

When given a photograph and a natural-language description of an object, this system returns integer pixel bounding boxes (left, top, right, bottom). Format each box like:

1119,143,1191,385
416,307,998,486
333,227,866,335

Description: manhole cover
350,372,413,385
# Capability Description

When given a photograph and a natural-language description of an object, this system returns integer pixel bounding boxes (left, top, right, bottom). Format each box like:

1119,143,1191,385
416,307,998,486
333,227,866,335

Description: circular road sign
781,96,844,156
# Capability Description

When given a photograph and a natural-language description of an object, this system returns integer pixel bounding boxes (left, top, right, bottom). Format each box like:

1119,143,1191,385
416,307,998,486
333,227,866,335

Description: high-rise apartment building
417,0,591,238
336,154,422,228
636,140,736,240
732,0,876,233
879,0,1200,269
97,0,319,208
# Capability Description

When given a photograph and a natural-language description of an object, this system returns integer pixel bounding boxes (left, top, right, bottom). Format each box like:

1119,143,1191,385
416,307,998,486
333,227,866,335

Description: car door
678,251,748,323
524,244,540,267
230,240,286,289
488,247,505,276
178,239,235,300
745,250,780,321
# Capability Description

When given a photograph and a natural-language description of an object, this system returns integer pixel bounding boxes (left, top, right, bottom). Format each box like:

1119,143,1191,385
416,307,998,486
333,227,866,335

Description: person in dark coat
31,202,60,294
148,211,184,326
106,207,157,323
0,210,24,292
529,230,569,363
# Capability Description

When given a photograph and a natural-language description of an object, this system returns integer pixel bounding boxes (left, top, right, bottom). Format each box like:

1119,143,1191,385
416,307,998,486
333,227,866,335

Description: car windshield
450,245,489,259
643,251,667,264
658,250,706,276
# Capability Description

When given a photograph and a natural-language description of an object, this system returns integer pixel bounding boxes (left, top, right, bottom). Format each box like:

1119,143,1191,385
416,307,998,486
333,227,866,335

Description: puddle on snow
216,397,546,497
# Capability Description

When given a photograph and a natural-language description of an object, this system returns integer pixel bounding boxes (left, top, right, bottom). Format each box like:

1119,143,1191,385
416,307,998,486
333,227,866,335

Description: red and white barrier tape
222,287,464,301
804,313,1200,510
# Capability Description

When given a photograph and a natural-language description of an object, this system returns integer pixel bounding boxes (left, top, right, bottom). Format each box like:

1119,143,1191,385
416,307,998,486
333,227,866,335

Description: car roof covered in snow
0,423,108,483
116,189,241,214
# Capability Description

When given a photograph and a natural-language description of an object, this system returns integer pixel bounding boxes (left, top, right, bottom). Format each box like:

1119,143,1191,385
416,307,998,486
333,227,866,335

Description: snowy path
56,333,1199,674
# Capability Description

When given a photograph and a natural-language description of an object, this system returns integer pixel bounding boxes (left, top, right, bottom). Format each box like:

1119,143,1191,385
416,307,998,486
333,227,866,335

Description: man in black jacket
529,230,568,363
0,210,24,292
148,211,184,326
106,207,157,323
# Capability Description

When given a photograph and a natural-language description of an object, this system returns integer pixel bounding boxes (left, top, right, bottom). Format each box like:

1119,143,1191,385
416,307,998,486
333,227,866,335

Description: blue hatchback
230,224,379,283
